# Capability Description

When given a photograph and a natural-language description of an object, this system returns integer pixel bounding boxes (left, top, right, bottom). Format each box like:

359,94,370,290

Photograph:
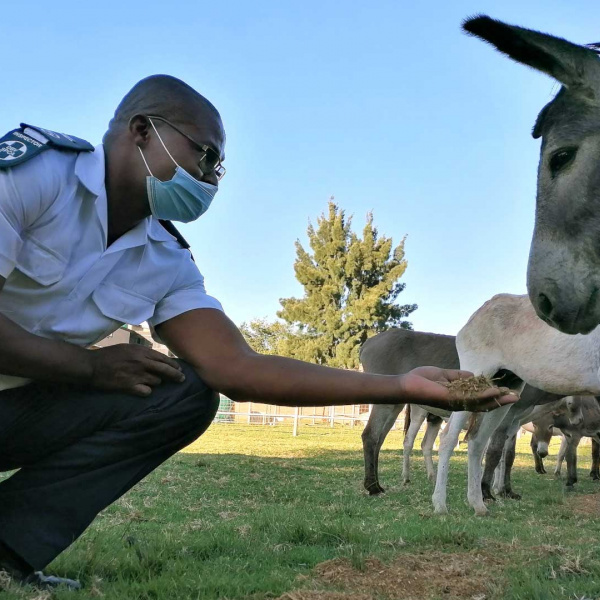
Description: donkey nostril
538,293,554,318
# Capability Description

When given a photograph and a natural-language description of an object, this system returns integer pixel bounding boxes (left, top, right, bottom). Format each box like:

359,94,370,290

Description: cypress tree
275,199,417,368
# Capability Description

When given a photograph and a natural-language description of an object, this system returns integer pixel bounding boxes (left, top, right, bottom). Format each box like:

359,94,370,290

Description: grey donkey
529,396,600,487
463,15,600,335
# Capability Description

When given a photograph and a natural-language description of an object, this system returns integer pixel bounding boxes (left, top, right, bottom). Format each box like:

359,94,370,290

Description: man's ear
128,115,152,146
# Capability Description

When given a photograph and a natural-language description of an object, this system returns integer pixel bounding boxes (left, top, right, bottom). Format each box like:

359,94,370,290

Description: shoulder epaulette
0,123,94,169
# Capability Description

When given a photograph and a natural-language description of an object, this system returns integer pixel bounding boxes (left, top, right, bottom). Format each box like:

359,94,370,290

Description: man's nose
202,171,219,186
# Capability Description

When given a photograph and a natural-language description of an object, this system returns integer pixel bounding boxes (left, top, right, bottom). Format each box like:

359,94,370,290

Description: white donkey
432,294,600,516
361,329,561,500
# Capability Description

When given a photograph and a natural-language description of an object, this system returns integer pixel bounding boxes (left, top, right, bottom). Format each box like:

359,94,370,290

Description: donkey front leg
422,417,443,482
467,406,512,516
498,432,521,499
484,407,522,499
482,426,506,501
362,404,404,495
531,433,547,474
402,406,428,484
564,433,582,489
554,435,567,478
432,411,470,514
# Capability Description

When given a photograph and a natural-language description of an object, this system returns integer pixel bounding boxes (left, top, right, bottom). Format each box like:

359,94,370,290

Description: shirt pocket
17,235,68,286
92,282,157,325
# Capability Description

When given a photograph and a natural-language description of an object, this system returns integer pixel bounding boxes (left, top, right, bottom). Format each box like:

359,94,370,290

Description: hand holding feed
398,367,519,412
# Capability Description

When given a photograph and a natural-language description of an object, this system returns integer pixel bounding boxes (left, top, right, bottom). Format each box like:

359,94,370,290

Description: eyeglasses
146,115,226,181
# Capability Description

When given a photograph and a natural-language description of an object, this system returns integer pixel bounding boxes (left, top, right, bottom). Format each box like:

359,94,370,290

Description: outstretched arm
156,308,518,412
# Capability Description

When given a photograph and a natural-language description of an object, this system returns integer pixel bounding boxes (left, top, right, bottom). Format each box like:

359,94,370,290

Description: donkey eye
549,147,577,177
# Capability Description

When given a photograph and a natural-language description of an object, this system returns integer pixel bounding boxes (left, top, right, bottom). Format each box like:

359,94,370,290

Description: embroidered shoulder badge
0,124,94,169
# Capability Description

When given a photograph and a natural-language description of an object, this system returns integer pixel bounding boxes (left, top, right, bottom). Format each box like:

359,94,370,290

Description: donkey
525,396,585,473
523,416,564,474
360,329,453,494
481,398,565,500
360,328,556,499
432,293,600,516
532,396,600,487
363,403,444,494
462,15,600,335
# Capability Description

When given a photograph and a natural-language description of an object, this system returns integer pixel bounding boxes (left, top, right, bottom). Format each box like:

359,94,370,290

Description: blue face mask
138,119,218,223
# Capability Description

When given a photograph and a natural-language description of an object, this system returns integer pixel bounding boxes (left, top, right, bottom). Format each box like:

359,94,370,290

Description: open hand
398,366,519,412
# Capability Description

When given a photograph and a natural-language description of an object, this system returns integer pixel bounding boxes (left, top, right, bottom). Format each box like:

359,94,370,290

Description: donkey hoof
365,481,385,495
591,471,600,481
474,506,489,517
433,503,448,515
482,491,496,502
565,484,576,492
499,489,522,500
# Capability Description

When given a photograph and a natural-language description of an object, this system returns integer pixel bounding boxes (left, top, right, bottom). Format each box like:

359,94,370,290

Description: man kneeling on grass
0,75,516,590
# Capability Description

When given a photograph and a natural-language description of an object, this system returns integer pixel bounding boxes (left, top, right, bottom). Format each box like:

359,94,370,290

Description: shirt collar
75,144,176,248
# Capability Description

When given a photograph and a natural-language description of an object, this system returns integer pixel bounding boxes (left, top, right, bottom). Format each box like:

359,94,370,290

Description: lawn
1,423,600,600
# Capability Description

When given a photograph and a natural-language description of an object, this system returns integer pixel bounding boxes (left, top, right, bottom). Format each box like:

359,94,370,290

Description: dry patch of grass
568,491,600,516
282,550,507,600
278,593,372,600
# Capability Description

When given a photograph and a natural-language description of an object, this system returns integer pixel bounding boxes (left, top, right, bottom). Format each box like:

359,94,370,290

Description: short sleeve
148,254,223,327
0,153,63,278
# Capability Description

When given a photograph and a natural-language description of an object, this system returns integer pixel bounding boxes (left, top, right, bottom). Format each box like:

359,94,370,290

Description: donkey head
464,16,600,334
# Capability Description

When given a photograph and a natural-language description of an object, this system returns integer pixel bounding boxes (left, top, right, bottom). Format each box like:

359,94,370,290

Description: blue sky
2,1,599,335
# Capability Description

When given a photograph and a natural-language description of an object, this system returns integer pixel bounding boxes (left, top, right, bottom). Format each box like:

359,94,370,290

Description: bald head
102,74,226,227
105,75,223,143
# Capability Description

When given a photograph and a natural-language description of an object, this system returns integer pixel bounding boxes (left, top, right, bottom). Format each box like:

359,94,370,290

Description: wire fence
214,396,409,436
213,397,592,445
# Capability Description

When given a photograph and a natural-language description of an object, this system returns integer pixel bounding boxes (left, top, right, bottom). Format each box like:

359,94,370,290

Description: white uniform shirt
0,144,223,391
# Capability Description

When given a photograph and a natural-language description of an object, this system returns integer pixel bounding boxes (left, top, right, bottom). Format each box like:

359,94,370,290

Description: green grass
2,424,600,599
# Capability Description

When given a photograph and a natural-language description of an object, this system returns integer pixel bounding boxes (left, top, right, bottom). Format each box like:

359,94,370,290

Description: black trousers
0,360,218,570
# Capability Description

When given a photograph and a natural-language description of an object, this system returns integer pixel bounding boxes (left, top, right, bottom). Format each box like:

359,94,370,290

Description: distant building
94,322,174,356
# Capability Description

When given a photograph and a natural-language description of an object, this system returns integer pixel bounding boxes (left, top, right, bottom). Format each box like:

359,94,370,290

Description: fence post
247,402,252,425
351,404,356,428
330,405,335,428
293,406,299,437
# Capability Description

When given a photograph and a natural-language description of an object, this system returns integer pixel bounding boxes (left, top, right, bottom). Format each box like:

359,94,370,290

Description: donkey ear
463,15,600,102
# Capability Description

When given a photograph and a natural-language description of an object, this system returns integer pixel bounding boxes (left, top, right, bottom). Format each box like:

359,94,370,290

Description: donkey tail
403,405,412,436
463,413,483,442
